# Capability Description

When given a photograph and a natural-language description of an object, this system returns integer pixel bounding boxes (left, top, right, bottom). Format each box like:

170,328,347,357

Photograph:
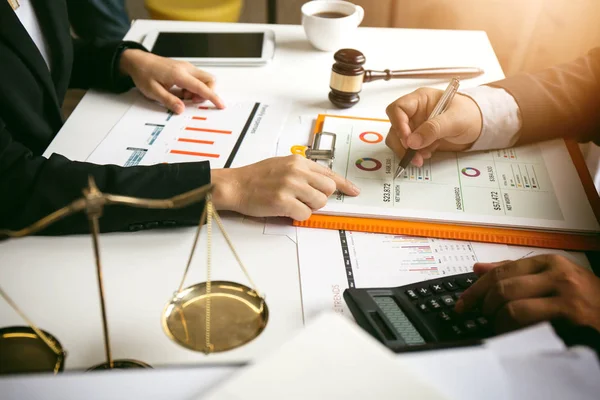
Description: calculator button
443,280,458,291
457,277,477,288
438,311,452,322
440,295,455,307
428,298,442,310
405,289,419,300
430,283,445,293
464,320,477,332
416,302,429,313
451,325,464,336
454,291,464,300
417,287,431,297
476,317,489,327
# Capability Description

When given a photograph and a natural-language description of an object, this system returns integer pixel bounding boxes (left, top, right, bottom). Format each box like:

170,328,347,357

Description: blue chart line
124,147,147,167
145,123,164,145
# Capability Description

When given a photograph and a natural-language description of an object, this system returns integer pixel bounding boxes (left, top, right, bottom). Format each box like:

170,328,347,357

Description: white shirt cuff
459,86,522,151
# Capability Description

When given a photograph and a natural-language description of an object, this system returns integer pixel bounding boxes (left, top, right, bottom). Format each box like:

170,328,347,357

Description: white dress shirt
12,0,52,70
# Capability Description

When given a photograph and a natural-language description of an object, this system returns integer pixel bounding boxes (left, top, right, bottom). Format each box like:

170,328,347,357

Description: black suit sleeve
0,118,211,235
69,39,147,93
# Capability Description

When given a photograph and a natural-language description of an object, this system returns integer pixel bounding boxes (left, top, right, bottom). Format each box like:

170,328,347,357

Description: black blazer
0,0,210,234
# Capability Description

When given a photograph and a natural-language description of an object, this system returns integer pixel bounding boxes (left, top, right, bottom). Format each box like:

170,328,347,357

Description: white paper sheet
203,312,448,400
398,346,511,400
485,323,566,357
87,94,290,169
500,346,600,400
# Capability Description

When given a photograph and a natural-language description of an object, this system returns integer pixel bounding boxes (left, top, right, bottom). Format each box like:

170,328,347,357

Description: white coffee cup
301,1,364,52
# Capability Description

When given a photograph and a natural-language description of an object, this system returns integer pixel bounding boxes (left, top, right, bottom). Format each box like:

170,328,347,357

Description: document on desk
87,94,289,168
297,227,589,322
307,115,599,234
204,312,447,400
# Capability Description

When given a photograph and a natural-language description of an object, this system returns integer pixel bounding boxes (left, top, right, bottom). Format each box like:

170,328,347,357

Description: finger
147,81,185,114
191,95,206,103
385,92,422,130
297,186,330,211
385,129,407,157
406,115,444,149
306,172,337,197
494,298,564,333
473,260,511,275
175,73,225,109
282,198,313,221
410,152,424,167
480,273,556,317
418,141,440,157
181,89,194,100
419,149,432,160
190,68,216,87
457,257,548,312
308,162,360,196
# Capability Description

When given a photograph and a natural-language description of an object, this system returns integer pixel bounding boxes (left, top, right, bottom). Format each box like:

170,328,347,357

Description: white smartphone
141,30,276,67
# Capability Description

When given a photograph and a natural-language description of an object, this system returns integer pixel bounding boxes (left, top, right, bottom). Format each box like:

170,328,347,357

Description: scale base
87,359,152,371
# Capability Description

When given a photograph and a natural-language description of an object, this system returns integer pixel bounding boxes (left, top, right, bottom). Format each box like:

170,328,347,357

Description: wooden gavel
329,49,484,108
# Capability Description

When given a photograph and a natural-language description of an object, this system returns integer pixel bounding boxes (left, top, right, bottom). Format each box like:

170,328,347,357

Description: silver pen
394,78,461,179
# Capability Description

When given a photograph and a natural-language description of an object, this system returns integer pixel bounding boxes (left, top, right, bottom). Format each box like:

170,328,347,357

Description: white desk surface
0,21,505,371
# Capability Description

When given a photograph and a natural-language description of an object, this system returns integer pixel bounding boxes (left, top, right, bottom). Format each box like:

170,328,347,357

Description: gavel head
328,49,366,109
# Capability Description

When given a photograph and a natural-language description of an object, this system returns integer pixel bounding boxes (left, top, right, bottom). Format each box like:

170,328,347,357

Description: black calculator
344,272,494,352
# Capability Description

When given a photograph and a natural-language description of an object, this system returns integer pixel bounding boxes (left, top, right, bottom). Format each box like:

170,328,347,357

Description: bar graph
398,161,431,182
344,232,477,285
156,102,259,166
124,147,147,167
87,98,263,169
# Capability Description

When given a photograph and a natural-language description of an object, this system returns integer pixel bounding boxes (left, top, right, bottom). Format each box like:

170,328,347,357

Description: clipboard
293,114,600,251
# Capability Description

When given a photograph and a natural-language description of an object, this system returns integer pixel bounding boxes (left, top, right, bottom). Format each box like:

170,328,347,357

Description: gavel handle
364,67,484,82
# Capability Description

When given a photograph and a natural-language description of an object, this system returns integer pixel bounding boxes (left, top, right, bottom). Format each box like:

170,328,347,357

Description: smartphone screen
150,32,265,58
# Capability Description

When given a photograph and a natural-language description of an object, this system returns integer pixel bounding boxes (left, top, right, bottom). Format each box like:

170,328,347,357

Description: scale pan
0,326,65,374
162,281,268,353
87,359,152,370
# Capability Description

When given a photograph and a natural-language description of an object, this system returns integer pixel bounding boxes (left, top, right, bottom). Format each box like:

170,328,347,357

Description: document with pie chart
315,115,600,234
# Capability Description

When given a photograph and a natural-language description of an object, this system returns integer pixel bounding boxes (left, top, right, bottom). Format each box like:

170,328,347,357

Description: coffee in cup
301,1,364,52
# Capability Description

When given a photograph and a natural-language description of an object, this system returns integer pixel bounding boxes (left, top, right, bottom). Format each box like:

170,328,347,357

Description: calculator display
373,296,426,346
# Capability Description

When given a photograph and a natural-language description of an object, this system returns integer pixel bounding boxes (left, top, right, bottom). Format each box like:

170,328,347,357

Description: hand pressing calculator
344,272,494,352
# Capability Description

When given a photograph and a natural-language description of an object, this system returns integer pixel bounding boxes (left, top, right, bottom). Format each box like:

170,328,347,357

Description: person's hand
210,155,360,220
455,255,600,333
119,49,225,114
385,88,483,167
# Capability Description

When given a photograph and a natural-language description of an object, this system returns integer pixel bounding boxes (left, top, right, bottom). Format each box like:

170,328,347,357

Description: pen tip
394,166,405,179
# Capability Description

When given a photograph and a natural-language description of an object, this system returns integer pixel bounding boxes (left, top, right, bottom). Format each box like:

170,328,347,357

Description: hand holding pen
385,79,484,177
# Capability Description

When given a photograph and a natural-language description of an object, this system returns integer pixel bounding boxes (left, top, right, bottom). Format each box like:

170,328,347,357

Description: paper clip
291,131,337,169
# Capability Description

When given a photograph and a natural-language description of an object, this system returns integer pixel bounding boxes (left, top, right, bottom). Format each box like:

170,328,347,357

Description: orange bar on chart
192,116,207,121
177,138,214,145
198,106,210,110
185,127,232,134
170,150,220,158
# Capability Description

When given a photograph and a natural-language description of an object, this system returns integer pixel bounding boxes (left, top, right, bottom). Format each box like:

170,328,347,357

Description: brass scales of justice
0,178,268,374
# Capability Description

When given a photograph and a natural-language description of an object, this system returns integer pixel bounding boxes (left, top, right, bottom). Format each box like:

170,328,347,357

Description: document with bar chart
315,115,599,233
87,94,289,168
296,227,586,322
